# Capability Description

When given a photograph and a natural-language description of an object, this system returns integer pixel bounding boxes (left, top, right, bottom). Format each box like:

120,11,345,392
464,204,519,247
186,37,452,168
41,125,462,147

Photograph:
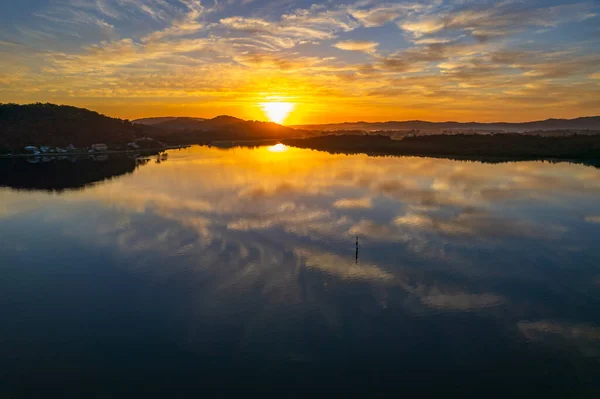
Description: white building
91,144,108,152
24,146,40,154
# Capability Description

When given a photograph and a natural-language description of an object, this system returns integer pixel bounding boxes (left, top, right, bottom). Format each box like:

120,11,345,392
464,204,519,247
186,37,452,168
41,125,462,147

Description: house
90,144,108,152
24,146,40,155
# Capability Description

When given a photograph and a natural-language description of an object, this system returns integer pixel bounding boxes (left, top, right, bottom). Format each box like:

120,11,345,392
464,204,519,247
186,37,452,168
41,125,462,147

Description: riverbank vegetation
283,134,600,160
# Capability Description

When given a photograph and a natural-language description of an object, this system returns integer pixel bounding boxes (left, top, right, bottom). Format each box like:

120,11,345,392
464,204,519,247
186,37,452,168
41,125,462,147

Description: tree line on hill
292,116,600,132
0,103,144,151
283,134,600,160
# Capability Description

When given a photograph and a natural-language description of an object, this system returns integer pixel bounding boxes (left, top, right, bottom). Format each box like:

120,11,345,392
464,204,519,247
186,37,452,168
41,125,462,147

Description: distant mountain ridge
134,117,206,127
133,115,257,130
292,116,600,132
131,114,299,143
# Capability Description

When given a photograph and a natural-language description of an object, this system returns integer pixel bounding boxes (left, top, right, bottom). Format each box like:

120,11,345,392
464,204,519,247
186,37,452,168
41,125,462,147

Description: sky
0,0,599,124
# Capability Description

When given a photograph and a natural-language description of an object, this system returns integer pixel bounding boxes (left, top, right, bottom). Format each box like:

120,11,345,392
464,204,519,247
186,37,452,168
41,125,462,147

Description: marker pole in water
355,236,359,264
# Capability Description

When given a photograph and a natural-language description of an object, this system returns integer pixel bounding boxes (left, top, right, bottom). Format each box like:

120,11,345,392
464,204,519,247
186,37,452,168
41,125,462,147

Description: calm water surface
1,145,600,397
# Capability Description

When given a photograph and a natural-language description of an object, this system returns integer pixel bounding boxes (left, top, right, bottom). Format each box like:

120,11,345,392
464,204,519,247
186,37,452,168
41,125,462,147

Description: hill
293,117,600,133
0,103,148,151
0,104,302,152
143,115,302,144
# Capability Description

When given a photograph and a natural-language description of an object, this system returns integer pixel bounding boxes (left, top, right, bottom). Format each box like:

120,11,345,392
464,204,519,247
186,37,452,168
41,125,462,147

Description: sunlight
268,143,288,153
260,102,295,124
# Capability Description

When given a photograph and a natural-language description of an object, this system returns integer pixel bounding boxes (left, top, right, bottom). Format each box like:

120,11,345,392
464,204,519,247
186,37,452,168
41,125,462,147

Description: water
1,145,599,398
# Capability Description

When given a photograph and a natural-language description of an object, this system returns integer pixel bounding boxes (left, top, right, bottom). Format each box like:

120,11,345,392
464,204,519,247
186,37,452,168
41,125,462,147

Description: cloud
93,0,121,19
141,0,206,42
412,286,505,310
230,52,329,71
519,321,600,341
399,18,444,38
333,196,372,209
220,5,359,48
48,37,211,74
585,216,600,224
333,40,379,54
227,209,329,231
398,2,597,42
348,219,407,242
295,248,394,281
518,321,600,356
394,210,567,240
349,3,421,28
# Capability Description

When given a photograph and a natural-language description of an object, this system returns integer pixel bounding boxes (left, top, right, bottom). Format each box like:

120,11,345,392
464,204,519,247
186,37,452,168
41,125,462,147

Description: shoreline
282,134,600,161
0,145,188,159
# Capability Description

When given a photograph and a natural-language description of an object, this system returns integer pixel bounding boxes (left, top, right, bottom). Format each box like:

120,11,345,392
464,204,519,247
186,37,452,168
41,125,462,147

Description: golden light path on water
268,143,288,153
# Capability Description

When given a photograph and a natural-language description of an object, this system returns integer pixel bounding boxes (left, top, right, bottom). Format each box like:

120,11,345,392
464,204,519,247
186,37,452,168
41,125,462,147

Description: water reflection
1,145,599,396
268,143,289,153
0,154,160,192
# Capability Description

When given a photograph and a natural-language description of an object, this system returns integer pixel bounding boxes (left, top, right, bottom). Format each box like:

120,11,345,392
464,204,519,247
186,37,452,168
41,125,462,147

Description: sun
260,102,295,124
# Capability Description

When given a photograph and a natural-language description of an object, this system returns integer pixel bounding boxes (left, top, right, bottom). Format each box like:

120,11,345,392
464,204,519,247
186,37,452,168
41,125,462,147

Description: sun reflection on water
268,143,288,153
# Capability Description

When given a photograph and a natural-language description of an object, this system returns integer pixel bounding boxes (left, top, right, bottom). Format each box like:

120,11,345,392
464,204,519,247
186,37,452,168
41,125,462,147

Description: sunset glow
0,1,598,122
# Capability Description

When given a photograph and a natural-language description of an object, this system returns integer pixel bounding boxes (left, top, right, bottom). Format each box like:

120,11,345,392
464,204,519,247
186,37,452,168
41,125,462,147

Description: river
1,145,599,397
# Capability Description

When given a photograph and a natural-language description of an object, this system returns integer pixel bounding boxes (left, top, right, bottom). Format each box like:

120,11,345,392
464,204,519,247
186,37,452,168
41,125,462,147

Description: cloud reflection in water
1,145,600,359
